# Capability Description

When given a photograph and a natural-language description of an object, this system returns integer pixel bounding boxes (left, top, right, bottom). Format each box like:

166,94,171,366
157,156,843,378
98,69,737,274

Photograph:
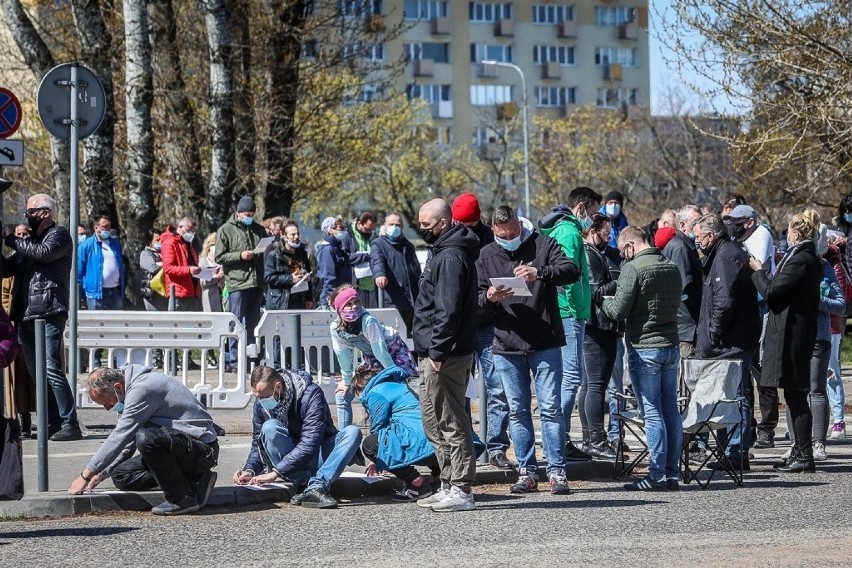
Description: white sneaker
813,441,827,461
430,485,475,512
781,447,792,460
417,486,449,508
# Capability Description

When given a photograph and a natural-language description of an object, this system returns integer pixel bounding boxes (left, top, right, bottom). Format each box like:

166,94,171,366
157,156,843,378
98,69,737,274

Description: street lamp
482,60,531,218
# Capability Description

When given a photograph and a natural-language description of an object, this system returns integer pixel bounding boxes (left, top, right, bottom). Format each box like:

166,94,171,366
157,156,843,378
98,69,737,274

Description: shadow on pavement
0,527,140,539
481,498,667,511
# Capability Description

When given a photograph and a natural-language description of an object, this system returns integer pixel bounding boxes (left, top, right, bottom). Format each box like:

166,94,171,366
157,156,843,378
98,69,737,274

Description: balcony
413,58,434,77
557,20,577,39
542,61,561,80
497,102,517,120
605,63,623,81
494,19,514,37
562,103,578,117
365,14,384,33
620,22,639,40
431,16,450,35
436,100,453,118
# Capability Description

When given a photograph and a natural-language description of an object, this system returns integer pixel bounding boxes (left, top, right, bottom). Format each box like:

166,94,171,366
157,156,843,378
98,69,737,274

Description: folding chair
612,392,648,479
679,358,744,488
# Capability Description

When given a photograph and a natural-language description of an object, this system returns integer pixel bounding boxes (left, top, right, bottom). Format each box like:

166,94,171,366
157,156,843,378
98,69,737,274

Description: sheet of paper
240,482,291,491
339,471,385,484
291,273,310,294
193,267,217,280
252,236,276,254
489,276,532,297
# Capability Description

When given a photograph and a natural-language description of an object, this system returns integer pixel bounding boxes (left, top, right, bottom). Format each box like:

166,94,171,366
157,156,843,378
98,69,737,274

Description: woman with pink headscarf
329,285,417,428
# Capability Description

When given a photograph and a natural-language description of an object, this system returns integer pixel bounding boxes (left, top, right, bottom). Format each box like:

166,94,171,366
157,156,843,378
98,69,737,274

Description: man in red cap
451,193,513,471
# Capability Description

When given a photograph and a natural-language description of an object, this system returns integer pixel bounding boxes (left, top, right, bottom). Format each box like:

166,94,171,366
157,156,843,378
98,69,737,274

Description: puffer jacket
538,207,591,321
601,247,681,349
585,242,623,335
359,366,434,470
160,228,200,299
5,223,73,322
214,214,267,292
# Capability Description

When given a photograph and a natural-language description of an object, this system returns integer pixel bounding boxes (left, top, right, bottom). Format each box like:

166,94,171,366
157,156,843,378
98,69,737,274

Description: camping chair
612,391,648,479
679,357,744,488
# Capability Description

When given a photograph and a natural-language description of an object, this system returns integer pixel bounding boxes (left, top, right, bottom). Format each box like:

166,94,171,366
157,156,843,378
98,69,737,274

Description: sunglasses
23,207,51,218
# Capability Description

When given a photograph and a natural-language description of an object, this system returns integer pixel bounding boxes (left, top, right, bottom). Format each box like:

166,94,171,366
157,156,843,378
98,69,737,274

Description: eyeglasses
23,207,51,218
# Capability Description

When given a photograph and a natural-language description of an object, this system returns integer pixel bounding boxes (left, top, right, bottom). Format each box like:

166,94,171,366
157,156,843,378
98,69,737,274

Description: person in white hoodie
67,365,219,516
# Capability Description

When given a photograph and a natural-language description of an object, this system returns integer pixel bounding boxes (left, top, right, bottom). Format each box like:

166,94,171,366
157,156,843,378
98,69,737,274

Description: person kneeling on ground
233,366,362,509
67,365,220,516
349,363,440,502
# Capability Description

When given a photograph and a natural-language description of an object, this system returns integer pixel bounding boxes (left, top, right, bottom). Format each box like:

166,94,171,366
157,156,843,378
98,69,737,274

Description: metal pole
35,318,49,492
286,313,302,369
489,62,531,218
168,284,176,374
68,63,80,397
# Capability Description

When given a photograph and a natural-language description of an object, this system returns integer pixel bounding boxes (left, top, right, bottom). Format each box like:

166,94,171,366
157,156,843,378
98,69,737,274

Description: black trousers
752,347,779,434
362,432,440,484
785,390,814,459
111,427,218,503
579,326,619,442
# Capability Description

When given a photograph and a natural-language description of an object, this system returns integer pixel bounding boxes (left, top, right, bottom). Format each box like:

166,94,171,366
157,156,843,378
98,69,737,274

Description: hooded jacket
214,214,267,292
477,231,579,354
608,210,629,248
538,207,591,320
317,234,352,306
412,223,480,361
160,228,200,299
370,234,422,311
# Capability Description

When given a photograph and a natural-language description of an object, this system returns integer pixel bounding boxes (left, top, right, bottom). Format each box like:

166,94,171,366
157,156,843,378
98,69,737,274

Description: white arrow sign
0,139,23,166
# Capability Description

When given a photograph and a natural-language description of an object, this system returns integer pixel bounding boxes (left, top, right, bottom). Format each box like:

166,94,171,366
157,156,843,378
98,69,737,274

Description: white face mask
209,245,216,257
182,231,195,243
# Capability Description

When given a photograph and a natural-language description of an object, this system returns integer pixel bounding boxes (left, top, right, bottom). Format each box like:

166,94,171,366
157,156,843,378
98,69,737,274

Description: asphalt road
3,441,852,567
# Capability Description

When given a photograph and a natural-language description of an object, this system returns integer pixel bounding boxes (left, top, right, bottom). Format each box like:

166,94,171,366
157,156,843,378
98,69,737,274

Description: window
594,47,637,67
406,84,452,104
361,84,384,102
596,87,637,108
533,45,575,66
594,6,633,26
435,126,453,145
404,0,448,20
534,86,576,107
470,84,513,105
301,40,318,59
405,42,450,62
532,4,574,24
469,2,513,22
472,126,504,146
339,0,382,17
342,42,384,62
470,43,513,63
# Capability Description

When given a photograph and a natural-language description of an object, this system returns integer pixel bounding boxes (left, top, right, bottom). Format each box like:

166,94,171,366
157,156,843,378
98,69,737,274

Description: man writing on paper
477,206,580,495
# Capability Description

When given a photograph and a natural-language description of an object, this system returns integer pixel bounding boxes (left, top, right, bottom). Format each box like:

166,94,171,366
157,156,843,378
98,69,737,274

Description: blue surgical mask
242,216,254,226
579,215,593,231
99,230,111,240
845,213,852,224
113,402,124,414
605,203,621,218
686,232,695,241
495,235,521,252
259,395,279,411
182,231,195,243
335,231,348,242
386,225,402,240
153,243,161,251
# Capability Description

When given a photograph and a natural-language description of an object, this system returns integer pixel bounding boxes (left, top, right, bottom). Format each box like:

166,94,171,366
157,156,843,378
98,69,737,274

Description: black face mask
418,223,441,245
725,220,747,241
27,216,42,232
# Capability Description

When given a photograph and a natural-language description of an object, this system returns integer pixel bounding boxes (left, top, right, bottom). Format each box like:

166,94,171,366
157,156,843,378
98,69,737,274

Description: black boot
773,448,816,473
584,433,617,460
20,413,32,439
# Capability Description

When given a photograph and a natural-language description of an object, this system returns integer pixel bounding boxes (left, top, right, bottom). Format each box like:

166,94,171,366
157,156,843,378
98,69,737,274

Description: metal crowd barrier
66,310,251,409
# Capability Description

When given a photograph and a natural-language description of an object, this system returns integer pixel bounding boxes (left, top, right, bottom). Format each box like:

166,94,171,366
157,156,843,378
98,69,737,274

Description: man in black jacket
4,193,81,441
412,198,479,512
477,206,580,496
694,214,761,470
662,204,703,358
370,213,421,336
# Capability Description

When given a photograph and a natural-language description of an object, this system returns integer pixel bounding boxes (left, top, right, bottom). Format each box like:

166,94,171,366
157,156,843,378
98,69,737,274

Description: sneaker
623,477,667,491
417,486,449,508
50,426,83,442
666,478,680,491
288,484,308,505
151,495,201,516
548,471,571,495
430,485,475,512
812,441,827,461
300,487,338,509
688,448,708,465
509,469,539,494
392,482,433,502
780,447,792,461
565,440,592,462
610,439,630,453
753,430,775,449
830,421,847,439
194,470,218,508
488,451,514,470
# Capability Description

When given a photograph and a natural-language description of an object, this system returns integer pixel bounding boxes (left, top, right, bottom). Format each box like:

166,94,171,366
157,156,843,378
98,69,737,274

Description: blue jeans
724,349,754,457
627,346,681,482
85,286,124,310
19,314,78,430
827,333,845,423
477,324,509,455
607,338,626,440
335,388,355,429
494,348,566,478
227,288,264,361
260,419,362,492
560,318,585,437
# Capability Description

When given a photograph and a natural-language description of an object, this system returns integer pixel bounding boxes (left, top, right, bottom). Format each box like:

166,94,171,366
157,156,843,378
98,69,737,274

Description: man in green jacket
215,196,267,362
601,226,682,491
538,186,599,461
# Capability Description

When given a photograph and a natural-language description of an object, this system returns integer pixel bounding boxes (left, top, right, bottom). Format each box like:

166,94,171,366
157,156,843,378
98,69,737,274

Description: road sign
0,139,23,166
37,63,106,140
0,88,22,139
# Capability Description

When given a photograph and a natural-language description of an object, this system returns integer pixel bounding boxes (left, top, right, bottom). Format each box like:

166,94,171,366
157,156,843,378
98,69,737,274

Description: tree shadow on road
0,526,139,539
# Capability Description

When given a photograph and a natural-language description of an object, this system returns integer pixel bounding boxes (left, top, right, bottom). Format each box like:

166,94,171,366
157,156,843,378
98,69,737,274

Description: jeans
787,340,830,443
86,286,124,310
580,327,619,442
260,419,362,492
19,314,78,431
362,432,440,484
476,324,509,455
228,288,264,361
111,427,218,504
607,338,626,440
724,349,754,457
335,388,355,429
827,333,845,423
495,348,566,478
560,318,585,437
627,346,682,482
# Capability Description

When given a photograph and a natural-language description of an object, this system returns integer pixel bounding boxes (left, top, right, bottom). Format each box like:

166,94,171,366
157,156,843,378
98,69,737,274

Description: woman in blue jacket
350,364,438,502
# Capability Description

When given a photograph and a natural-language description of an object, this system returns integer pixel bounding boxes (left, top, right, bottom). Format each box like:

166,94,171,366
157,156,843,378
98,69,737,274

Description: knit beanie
236,195,256,213
604,191,624,204
451,193,481,224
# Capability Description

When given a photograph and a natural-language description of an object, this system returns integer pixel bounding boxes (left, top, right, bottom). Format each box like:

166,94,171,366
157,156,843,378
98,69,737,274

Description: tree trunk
123,0,156,307
201,0,237,232
70,0,118,228
148,0,206,225
229,0,256,200
263,1,307,218
0,0,71,221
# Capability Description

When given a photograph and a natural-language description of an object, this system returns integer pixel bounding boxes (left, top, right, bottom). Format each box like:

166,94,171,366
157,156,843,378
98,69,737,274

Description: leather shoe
773,457,816,473
300,487,338,509
488,451,513,470
565,441,592,461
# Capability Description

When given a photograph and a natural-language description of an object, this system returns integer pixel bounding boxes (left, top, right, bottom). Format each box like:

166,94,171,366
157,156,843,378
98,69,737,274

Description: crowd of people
2,184,851,516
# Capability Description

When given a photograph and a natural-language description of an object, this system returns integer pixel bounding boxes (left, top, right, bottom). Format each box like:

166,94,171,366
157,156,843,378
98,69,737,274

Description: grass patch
843,331,852,367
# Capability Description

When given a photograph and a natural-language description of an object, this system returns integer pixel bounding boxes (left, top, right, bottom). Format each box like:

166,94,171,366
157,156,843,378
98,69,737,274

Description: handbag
149,269,167,297
0,417,24,500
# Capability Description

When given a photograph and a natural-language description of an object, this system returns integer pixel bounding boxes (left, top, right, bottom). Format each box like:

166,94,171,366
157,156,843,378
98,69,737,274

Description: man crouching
68,365,219,515
233,366,362,509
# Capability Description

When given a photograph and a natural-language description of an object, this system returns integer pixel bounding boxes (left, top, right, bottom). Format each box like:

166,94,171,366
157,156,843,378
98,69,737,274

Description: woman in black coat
751,209,823,472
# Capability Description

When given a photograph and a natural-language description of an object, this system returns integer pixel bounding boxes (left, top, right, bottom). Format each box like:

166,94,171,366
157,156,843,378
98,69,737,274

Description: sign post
37,63,106,396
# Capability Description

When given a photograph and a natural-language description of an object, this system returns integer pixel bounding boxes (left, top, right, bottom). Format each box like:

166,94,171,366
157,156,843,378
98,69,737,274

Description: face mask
726,221,747,241
578,215,593,231
99,230,111,240
340,307,364,322
418,224,441,245
27,217,42,232
605,203,621,218
495,235,521,252
209,246,216,257
182,231,195,243
844,213,852,224
241,216,254,226
686,231,695,241
622,244,635,261
113,402,124,414
335,231,348,242
153,243,161,251
286,240,302,248
258,386,280,411
386,225,402,240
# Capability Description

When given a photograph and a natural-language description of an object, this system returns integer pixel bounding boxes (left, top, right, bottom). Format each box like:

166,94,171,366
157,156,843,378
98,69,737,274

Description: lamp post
482,60,530,218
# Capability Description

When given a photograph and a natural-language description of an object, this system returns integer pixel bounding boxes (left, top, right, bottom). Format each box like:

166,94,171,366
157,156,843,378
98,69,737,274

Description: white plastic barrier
66,310,251,409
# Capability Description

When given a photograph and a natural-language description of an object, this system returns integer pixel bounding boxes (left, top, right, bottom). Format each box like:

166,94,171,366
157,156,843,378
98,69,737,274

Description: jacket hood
433,223,480,260
360,365,409,401
538,206,577,231
159,228,182,247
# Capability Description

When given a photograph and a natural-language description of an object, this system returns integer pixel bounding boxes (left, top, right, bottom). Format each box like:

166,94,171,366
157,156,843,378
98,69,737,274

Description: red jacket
160,228,200,298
